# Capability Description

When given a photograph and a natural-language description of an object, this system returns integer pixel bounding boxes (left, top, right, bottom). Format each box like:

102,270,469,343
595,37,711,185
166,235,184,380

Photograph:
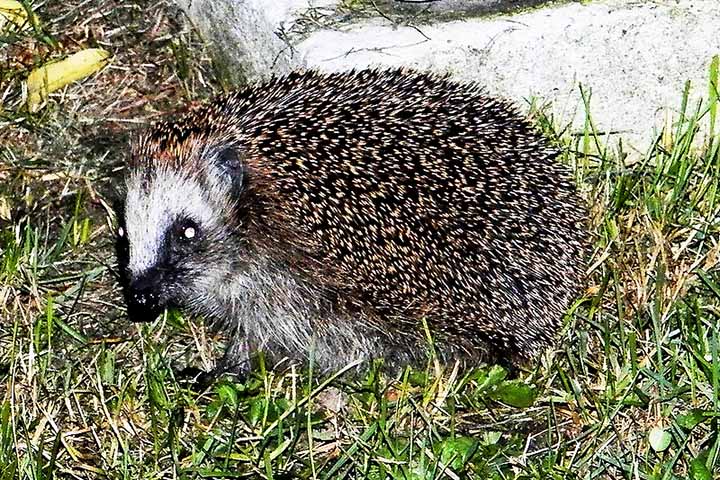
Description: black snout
125,268,165,322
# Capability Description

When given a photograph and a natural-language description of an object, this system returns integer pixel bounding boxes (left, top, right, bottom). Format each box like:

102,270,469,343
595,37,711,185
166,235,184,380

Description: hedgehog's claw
175,359,252,391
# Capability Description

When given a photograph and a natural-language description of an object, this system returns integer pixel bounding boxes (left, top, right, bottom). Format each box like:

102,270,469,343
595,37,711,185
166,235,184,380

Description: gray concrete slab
377,0,553,16
176,0,720,152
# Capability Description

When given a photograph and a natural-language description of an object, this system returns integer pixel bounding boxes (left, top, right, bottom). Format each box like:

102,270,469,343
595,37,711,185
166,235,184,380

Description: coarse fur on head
116,68,588,376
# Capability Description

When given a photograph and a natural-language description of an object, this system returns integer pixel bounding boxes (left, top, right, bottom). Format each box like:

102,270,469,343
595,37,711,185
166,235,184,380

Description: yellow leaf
26,48,111,112
0,0,38,31
0,196,10,222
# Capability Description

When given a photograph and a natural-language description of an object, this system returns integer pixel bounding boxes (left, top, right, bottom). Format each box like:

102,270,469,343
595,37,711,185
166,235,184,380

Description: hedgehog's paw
174,337,253,390
174,365,213,390
174,358,252,391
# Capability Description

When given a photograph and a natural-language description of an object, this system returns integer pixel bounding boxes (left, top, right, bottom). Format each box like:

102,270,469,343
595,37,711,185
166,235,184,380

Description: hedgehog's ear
212,146,246,193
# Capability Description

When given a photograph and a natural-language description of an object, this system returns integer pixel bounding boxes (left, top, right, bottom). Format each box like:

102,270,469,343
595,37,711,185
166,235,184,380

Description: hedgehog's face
116,146,246,323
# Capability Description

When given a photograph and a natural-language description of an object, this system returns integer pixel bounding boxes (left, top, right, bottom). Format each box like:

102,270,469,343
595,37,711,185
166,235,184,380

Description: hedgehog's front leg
213,333,253,378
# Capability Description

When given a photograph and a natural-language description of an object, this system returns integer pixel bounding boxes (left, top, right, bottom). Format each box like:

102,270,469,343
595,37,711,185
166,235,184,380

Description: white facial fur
124,168,219,277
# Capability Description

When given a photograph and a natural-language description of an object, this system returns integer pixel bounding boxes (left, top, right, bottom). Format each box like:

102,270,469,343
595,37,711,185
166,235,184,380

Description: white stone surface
177,0,720,151
173,0,324,81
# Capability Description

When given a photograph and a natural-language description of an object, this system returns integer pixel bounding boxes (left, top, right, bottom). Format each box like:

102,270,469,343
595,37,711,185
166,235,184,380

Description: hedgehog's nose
125,268,165,322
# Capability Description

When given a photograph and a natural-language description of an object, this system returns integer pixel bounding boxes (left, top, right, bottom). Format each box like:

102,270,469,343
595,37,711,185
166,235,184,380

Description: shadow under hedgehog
114,68,589,379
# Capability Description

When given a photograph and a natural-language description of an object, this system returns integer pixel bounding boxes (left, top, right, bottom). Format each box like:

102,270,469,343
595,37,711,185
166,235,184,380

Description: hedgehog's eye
176,219,200,242
183,226,196,239
117,226,125,238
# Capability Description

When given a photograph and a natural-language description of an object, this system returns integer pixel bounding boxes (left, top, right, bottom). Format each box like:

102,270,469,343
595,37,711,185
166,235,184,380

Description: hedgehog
115,68,588,377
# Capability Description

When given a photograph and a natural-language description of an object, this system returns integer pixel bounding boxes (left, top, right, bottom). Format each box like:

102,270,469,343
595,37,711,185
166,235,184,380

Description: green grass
2,1,720,478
